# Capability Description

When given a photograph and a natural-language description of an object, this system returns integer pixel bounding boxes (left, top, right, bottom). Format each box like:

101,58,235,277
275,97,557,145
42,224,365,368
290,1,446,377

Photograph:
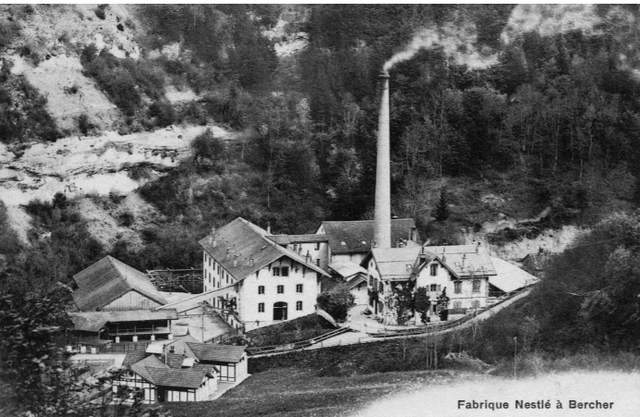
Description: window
281,266,289,277
315,242,320,250
258,303,264,313
316,259,320,266
472,280,481,293
296,301,303,311
430,284,437,292
454,281,462,294
296,284,303,293
430,264,438,276
273,267,280,276
258,286,265,294
277,285,284,294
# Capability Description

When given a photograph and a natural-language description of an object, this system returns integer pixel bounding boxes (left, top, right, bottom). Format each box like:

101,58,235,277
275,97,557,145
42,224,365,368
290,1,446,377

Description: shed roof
186,343,246,363
489,257,540,293
72,256,167,311
346,275,368,289
320,218,419,255
199,217,329,281
424,245,497,278
328,261,367,279
69,309,178,332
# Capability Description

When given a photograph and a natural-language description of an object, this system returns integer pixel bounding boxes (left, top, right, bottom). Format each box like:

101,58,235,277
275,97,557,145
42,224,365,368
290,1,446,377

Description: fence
246,327,351,356
365,286,531,338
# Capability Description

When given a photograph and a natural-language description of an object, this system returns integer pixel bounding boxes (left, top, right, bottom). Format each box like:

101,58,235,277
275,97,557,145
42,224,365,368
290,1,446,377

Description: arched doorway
273,302,288,321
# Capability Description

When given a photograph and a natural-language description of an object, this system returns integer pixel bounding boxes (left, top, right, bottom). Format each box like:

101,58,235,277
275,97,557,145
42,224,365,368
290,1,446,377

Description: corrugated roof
146,367,208,389
320,218,419,254
72,256,167,311
199,217,329,281
267,234,328,245
371,247,424,281
425,245,497,278
489,257,540,293
328,261,367,279
69,309,178,332
186,343,246,363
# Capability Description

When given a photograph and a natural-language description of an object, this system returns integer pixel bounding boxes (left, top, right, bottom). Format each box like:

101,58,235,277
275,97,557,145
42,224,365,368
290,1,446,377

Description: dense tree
317,283,355,322
535,212,640,349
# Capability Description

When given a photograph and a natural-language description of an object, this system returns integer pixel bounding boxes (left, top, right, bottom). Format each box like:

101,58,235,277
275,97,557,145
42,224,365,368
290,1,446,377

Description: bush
77,113,95,135
148,100,175,127
191,128,227,173
316,283,355,322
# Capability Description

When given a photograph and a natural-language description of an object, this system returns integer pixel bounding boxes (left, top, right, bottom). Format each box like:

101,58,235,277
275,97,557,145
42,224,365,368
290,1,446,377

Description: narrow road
250,288,532,357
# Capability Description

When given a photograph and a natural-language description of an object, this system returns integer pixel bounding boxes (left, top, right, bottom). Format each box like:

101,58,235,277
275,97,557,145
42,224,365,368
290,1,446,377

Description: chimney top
379,70,390,79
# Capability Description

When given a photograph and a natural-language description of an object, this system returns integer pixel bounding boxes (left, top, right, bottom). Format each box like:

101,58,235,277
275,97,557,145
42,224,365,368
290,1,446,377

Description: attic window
341,241,346,246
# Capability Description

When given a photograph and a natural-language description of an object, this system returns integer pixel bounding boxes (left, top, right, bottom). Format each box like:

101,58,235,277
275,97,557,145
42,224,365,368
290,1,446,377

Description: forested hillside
1,3,640,291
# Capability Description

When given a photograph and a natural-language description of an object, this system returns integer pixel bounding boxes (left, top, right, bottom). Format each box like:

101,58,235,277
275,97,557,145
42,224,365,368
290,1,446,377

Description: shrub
148,100,175,127
77,113,95,135
191,128,227,173
317,283,355,322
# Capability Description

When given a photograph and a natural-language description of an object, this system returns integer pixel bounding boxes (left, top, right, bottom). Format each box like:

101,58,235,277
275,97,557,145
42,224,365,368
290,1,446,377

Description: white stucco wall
237,257,320,330
415,260,488,310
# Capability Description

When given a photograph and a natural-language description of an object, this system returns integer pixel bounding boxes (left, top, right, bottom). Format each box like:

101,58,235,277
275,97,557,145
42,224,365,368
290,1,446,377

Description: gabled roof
186,343,246,363
122,351,147,368
370,247,424,281
199,217,329,281
489,257,540,293
424,245,497,278
72,256,167,311
131,355,169,383
319,218,419,255
69,309,178,332
146,334,201,356
147,367,209,389
267,234,328,245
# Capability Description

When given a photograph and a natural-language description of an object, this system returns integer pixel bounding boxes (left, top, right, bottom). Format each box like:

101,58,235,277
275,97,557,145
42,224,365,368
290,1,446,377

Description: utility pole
513,336,518,378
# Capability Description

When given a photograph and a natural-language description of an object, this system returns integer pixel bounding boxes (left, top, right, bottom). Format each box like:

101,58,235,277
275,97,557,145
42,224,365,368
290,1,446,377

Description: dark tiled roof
187,342,246,363
72,256,167,311
69,309,178,332
131,355,168,383
320,218,419,255
267,234,328,245
199,217,329,281
146,367,208,389
122,351,147,368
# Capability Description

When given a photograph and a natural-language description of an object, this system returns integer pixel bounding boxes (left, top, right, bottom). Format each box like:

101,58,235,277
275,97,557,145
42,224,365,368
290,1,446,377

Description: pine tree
433,188,451,221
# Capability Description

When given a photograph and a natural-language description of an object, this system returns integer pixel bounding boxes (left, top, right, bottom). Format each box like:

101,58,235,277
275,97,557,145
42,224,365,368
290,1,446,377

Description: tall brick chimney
373,70,391,249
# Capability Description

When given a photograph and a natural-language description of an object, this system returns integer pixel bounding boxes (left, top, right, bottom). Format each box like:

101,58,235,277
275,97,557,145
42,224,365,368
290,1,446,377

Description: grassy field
161,368,484,417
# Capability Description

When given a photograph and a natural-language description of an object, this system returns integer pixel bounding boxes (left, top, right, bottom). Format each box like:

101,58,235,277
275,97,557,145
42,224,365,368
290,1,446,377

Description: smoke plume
383,16,498,72
500,4,604,45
